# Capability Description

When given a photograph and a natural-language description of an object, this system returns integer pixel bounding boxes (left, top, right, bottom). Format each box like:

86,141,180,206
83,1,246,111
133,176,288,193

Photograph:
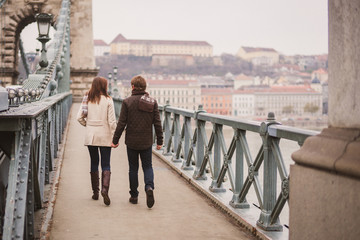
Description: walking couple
77,75,163,208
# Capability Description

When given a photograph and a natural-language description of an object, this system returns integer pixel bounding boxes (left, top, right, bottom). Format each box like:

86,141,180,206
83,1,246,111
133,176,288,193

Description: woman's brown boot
101,171,111,205
90,172,99,200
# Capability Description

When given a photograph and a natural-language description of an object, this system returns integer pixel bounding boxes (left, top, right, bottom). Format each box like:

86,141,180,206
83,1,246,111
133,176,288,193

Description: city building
110,34,213,57
201,88,233,115
236,46,279,66
314,54,328,69
94,39,110,56
232,90,255,117
322,82,329,114
311,68,328,83
198,75,233,89
273,64,300,73
146,79,201,110
310,76,322,93
233,74,254,89
297,55,317,71
253,86,322,117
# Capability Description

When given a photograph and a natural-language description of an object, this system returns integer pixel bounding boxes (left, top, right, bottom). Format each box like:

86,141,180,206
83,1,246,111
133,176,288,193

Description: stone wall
289,164,360,239
290,1,360,239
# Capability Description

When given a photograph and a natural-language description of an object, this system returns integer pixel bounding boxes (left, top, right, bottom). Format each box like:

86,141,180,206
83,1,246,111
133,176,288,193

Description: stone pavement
49,103,255,240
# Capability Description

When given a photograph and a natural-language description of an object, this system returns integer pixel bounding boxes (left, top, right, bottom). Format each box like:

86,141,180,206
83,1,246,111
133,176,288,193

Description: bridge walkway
49,103,255,240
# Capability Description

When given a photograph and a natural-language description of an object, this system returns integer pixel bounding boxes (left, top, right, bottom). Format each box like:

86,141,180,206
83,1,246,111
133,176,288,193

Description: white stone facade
139,80,202,110
94,40,110,56
236,46,279,66
232,92,255,117
254,87,322,117
110,34,213,57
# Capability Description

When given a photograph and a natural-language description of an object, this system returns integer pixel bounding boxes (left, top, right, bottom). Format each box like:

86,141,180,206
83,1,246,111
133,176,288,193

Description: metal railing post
163,101,172,156
229,129,250,208
209,124,226,192
257,112,283,231
171,113,182,162
181,116,193,170
193,105,207,180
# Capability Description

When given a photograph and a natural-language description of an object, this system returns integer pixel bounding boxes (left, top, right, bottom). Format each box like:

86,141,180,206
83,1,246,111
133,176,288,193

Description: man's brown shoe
129,197,138,204
146,188,155,208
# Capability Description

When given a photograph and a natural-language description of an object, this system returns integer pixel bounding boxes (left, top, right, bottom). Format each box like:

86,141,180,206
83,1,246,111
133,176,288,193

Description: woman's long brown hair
87,77,110,104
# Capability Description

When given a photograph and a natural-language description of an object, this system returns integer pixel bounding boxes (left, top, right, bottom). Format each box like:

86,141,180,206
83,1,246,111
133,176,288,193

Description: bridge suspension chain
0,1,6,8
0,2,6,84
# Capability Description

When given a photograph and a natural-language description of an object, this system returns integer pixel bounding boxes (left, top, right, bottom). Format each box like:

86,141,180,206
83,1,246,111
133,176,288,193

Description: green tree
304,103,319,114
282,105,294,114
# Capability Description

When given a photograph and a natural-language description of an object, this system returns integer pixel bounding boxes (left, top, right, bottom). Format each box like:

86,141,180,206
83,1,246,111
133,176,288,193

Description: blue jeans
126,146,154,198
88,146,111,172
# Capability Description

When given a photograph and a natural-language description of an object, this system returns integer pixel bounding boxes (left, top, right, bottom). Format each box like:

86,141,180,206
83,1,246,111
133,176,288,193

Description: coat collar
131,90,147,96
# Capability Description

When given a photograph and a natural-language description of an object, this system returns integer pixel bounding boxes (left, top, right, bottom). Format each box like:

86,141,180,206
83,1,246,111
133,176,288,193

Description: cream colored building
311,68,328,83
234,74,254,89
94,39,110,56
237,46,279,66
146,79,202,110
310,78,322,93
254,86,322,117
232,90,255,117
110,34,213,57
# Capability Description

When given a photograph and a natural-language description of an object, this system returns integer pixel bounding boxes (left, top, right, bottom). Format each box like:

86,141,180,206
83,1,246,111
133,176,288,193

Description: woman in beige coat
77,76,117,206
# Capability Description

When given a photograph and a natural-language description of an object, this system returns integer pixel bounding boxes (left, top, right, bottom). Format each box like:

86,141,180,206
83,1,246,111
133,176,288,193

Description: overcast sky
22,0,328,56
92,0,328,56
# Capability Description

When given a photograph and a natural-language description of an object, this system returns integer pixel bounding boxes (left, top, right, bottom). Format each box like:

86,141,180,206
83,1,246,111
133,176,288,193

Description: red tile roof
313,68,328,74
111,34,127,43
94,39,108,46
256,86,318,93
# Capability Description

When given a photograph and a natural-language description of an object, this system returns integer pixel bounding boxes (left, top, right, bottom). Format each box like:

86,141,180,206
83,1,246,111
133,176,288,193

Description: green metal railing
114,99,319,233
0,1,72,239
158,104,319,232
0,93,71,239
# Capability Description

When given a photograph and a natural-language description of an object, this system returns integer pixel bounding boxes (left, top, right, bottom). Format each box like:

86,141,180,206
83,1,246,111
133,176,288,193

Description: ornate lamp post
113,66,118,83
35,13,53,73
112,66,119,98
107,71,112,95
107,67,119,96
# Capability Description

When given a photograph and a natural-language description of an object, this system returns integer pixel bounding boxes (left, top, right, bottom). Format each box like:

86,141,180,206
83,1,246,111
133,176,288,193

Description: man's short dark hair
131,75,147,91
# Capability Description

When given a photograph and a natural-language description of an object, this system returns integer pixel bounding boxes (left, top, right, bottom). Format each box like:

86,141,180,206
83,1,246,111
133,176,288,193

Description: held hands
111,142,119,148
111,142,161,149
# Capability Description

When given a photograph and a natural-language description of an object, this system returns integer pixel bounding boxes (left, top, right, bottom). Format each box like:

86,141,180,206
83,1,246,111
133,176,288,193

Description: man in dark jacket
112,75,163,208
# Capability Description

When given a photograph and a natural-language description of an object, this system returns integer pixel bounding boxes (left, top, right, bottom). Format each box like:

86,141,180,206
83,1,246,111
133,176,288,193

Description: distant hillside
95,54,253,79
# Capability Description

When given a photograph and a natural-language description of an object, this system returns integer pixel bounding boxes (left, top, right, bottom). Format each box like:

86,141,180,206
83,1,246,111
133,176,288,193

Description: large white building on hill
109,34,213,57
237,46,279,66
94,39,110,56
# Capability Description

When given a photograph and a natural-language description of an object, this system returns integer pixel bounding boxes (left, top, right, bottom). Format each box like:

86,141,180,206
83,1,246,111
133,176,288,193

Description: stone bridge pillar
0,0,98,100
70,1,98,101
0,0,62,86
290,0,360,239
